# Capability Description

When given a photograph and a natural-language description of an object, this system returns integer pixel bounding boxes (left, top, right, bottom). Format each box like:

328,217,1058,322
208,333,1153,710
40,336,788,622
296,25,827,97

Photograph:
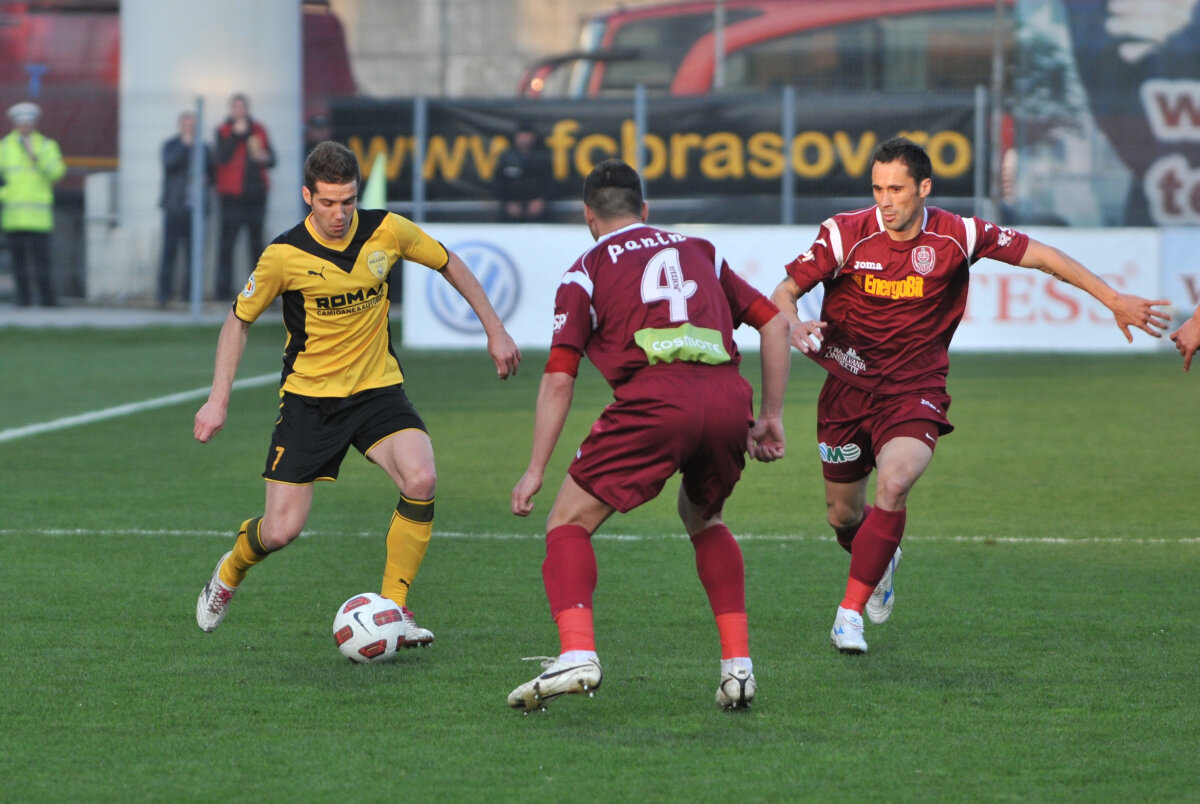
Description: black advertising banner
332,93,977,222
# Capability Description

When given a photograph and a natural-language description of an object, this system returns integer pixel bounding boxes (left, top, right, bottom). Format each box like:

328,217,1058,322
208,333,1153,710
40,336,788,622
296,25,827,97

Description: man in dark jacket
158,110,210,306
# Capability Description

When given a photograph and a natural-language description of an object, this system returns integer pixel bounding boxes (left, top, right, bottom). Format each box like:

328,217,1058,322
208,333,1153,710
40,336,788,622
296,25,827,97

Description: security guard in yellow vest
0,102,66,306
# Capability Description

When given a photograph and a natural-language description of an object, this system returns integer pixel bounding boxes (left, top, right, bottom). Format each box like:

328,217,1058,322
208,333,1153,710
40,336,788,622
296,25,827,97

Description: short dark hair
583,159,643,219
304,140,361,192
872,137,932,185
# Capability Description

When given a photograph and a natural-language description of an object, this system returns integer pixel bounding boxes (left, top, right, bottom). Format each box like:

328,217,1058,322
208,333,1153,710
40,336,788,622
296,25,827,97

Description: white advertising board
403,223,1167,353
1160,227,1200,330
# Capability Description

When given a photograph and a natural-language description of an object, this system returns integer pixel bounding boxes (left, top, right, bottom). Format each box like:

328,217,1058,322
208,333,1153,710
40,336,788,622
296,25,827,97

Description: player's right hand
789,319,825,354
489,330,522,379
193,401,227,443
748,417,785,462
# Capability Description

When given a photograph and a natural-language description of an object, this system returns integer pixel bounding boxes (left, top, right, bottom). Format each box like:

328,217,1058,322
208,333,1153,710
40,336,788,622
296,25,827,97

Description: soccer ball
332,593,407,663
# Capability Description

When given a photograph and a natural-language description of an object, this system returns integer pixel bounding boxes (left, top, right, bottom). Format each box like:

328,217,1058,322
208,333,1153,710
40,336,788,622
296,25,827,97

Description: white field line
0,373,277,444
0,529,1196,545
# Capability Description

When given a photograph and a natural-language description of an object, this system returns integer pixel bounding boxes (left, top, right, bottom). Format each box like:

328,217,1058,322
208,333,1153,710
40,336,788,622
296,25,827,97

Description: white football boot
829,606,868,654
196,552,237,632
508,656,603,712
716,667,757,710
397,606,434,647
865,547,902,625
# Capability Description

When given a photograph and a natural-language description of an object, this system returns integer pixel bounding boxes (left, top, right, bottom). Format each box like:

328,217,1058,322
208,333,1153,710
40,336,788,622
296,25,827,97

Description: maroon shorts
816,374,953,484
569,364,753,519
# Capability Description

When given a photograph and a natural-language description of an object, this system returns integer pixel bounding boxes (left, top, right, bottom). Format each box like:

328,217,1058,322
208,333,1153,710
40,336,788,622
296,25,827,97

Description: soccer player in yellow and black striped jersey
194,141,521,643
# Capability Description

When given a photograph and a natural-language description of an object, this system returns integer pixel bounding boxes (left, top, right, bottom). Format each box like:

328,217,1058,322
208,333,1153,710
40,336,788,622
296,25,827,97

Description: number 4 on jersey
641,248,697,322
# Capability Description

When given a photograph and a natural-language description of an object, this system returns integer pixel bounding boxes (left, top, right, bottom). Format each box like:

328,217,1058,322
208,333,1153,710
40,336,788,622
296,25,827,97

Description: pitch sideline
0,528,1195,545
0,372,277,444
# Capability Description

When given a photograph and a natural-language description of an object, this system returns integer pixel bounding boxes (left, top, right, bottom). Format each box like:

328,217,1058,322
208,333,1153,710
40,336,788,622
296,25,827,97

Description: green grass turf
1,324,1197,802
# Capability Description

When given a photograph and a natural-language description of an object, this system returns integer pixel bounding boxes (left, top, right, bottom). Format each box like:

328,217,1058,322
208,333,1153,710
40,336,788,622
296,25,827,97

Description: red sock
691,524,749,659
690,524,745,616
542,524,597,618
841,507,905,612
834,504,873,554
714,612,750,660
554,606,595,653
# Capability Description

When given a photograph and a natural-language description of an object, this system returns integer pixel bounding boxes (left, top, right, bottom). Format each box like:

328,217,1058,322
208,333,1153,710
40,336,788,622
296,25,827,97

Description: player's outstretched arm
1170,307,1200,371
749,312,790,462
769,277,825,353
440,250,522,379
194,310,251,443
512,370,575,516
1018,240,1171,342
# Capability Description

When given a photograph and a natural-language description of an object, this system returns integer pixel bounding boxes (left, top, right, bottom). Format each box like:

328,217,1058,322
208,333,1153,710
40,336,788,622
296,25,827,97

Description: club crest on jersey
367,250,389,281
911,245,935,275
241,275,256,298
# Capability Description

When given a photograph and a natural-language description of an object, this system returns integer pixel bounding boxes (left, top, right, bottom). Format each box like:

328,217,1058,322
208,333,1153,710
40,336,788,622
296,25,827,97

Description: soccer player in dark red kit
772,137,1171,654
508,159,791,711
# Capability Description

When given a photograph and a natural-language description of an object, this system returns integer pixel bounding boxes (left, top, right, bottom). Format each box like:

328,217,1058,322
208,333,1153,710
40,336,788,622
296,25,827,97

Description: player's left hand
748,416,785,462
511,470,542,516
1169,314,1200,372
1110,294,1171,341
488,331,522,379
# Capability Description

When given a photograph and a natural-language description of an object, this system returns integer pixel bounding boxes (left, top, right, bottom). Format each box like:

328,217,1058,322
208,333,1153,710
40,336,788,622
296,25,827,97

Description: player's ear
918,178,932,199
301,185,313,207
640,201,649,223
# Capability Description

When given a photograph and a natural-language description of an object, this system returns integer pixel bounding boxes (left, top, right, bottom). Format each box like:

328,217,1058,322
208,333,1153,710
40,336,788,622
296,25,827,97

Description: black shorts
263,385,427,484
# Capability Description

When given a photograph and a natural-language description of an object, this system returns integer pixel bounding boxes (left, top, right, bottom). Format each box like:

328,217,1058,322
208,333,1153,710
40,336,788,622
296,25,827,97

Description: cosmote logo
428,241,521,333
819,441,862,464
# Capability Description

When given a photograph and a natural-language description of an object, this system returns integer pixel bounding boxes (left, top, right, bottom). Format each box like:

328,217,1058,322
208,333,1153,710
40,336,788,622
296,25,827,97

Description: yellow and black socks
218,516,272,588
381,495,434,606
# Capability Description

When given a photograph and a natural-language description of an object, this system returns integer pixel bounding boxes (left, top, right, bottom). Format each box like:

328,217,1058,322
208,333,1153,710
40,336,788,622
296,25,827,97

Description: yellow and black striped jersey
234,208,448,397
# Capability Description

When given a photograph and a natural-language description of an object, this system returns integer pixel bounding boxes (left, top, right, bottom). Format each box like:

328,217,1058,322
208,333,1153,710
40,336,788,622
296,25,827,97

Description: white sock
721,657,753,675
559,649,598,664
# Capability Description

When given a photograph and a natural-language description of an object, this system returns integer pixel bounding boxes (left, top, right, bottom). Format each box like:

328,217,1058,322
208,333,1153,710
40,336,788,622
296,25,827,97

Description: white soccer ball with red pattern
332,593,407,663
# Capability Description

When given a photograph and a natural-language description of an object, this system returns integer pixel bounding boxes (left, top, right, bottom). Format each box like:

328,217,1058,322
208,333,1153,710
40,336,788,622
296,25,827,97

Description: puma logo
307,266,326,279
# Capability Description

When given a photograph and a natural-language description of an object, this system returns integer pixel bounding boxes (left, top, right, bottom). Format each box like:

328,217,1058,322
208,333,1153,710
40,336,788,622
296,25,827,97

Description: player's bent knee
260,521,303,551
826,502,863,532
399,467,437,500
874,473,917,508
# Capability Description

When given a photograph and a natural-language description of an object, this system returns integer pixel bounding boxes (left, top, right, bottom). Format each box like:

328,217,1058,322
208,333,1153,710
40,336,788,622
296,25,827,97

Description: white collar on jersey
594,221,648,245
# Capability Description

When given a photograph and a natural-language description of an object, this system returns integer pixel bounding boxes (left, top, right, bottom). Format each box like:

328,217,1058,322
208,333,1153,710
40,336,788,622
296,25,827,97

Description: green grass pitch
1,323,1197,802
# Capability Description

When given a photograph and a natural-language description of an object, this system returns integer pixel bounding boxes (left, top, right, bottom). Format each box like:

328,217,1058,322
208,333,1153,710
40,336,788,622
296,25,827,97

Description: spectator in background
214,93,275,300
495,121,555,223
304,114,332,158
0,102,65,307
158,110,211,306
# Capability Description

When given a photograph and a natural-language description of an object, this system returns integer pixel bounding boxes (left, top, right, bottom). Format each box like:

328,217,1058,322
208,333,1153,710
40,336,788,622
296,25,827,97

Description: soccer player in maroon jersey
508,160,791,711
772,137,1171,654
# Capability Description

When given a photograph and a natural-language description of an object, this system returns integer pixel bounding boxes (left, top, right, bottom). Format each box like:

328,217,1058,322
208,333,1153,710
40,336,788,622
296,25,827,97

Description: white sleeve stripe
562,270,593,297
823,219,844,266
962,216,979,259
713,244,724,278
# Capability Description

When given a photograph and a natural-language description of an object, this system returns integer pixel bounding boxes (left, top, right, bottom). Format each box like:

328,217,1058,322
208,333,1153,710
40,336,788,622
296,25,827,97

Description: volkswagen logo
427,241,521,333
